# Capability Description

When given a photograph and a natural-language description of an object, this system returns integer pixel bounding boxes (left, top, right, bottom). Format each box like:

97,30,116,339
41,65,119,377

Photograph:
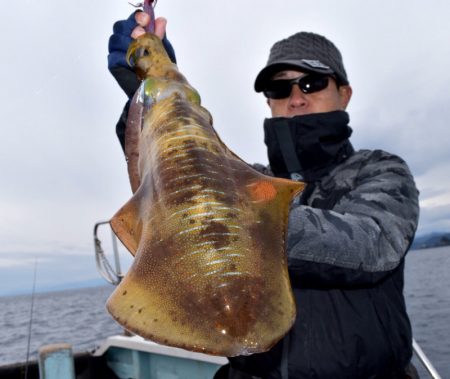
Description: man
108,11,420,379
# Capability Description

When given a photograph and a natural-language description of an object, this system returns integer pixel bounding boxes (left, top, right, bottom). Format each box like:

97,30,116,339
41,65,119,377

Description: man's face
267,70,352,118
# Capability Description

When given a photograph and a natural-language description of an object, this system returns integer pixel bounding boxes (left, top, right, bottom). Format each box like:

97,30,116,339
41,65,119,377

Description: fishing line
24,258,38,379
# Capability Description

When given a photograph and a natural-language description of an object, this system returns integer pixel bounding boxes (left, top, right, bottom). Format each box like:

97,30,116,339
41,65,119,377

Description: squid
106,0,304,356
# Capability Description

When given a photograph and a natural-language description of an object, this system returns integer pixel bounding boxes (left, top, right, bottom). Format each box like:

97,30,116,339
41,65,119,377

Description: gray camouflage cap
254,32,349,92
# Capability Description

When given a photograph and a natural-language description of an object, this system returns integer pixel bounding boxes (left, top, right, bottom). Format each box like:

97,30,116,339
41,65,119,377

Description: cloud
0,257,42,269
1,0,450,270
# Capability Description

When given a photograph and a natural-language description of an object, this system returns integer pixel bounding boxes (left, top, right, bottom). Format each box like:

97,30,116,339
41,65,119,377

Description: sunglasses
263,74,330,99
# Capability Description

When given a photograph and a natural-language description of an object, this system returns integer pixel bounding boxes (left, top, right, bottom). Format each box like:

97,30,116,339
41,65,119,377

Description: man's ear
339,85,353,109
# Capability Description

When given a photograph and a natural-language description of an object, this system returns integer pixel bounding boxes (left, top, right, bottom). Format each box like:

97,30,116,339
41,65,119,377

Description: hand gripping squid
107,0,305,356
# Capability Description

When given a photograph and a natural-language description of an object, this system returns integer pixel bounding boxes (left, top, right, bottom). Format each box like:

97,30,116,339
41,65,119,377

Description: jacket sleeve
286,150,419,288
115,100,130,153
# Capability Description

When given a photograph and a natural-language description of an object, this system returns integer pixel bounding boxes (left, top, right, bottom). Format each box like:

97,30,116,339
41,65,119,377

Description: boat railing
412,338,442,379
93,221,123,285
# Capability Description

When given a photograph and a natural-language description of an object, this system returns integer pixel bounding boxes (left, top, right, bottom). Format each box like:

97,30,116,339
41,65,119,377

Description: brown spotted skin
108,33,305,356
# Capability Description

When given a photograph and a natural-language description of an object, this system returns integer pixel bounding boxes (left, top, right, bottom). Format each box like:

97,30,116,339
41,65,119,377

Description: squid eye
134,47,150,61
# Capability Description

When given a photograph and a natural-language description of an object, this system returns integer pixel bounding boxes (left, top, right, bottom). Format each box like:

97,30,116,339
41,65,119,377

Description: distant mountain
411,232,450,250
1,278,107,297
37,278,107,293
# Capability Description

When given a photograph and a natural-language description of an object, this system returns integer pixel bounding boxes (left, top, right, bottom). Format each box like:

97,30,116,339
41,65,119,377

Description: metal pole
111,228,123,279
412,338,442,379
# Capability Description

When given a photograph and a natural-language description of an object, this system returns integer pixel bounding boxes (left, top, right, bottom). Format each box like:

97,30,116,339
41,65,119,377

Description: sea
0,246,449,378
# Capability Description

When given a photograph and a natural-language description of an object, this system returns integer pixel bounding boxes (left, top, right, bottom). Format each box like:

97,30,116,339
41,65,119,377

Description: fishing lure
128,0,156,33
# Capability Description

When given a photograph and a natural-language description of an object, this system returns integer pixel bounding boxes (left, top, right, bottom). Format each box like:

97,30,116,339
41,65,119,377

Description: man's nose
288,84,308,107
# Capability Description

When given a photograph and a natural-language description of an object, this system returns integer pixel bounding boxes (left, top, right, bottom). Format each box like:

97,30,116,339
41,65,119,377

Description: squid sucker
107,33,305,356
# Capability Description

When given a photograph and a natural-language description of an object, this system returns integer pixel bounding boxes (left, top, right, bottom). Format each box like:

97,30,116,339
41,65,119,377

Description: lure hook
128,2,143,8
128,0,157,9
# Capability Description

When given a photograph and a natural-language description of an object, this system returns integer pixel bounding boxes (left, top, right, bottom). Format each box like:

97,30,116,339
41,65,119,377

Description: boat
0,221,442,379
0,335,225,379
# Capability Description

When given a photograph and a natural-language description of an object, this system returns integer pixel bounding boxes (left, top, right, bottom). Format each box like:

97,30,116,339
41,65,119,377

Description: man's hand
108,11,176,98
132,11,167,39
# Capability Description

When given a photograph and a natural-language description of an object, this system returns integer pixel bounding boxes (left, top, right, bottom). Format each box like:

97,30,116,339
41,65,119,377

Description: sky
1,0,450,294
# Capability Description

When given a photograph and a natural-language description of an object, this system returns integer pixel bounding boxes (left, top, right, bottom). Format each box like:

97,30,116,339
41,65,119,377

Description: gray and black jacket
229,148,420,379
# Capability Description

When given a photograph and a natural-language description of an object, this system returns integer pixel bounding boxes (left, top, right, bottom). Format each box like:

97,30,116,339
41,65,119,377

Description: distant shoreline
411,232,450,251
0,281,110,298
411,243,450,251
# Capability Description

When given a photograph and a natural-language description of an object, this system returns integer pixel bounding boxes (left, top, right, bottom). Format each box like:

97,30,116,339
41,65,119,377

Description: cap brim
254,60,335,92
